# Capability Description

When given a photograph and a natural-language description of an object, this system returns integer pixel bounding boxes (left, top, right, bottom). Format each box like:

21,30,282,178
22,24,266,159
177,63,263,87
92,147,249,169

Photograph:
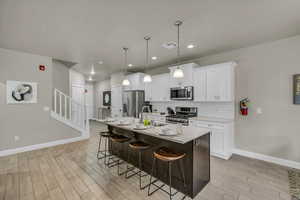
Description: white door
111,86,123,118
85,84,94,119
71,85,85,125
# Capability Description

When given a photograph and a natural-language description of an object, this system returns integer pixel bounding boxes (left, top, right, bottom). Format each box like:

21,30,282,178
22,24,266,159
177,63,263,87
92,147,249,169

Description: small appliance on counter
166,107,197,126
170,86,194,100
143,101,152,112
167,107,175,115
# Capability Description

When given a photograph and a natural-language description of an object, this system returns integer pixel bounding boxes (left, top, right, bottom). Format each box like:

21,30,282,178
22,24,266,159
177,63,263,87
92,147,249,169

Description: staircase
50,89,89,137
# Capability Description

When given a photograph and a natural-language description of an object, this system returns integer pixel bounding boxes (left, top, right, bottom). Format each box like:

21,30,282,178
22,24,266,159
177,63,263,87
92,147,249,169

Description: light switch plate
256,107,262,114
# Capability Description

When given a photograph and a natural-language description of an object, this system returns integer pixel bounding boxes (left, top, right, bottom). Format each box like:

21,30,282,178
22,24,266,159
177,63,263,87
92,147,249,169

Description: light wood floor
0,121,292,200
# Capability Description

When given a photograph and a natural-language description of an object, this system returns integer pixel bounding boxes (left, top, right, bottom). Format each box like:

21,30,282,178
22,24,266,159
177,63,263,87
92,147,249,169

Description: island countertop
96,118,211,144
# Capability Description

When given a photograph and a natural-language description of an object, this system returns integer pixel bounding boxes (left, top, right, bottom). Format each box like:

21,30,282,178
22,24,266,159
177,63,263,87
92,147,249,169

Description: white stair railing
53,88,88,132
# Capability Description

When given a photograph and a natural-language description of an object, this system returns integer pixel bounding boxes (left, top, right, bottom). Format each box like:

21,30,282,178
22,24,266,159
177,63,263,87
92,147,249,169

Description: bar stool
125,140,151,190
108,134,131,176
97,131,112,165
148,147,186,200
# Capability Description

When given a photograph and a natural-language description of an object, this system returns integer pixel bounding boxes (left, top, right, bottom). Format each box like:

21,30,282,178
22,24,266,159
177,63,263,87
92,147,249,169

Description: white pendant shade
173,67,184,78
122,79,130,86
143,74,152,82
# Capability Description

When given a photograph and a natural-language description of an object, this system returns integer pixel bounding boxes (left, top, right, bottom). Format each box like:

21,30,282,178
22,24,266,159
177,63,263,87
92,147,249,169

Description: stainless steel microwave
170,86,194,100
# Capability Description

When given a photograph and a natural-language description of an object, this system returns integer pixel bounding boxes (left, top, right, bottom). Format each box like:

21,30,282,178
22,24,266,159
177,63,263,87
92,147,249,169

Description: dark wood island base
107,125,210,199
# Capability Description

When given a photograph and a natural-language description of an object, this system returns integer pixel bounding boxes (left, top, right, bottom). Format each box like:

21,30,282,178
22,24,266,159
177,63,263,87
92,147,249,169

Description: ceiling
1,0,300,81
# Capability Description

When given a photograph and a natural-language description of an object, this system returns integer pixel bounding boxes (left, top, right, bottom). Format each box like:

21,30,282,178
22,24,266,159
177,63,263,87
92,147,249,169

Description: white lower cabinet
189,120,233,159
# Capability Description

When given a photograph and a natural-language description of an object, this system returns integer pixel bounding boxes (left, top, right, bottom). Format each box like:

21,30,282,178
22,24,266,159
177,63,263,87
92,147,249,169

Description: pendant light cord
177,23,180,63
144,36,151,72
123,47,128,74
175,20,183,65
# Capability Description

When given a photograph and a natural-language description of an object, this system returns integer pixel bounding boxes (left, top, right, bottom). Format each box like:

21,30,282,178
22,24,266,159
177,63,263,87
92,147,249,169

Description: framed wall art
7,80,38,104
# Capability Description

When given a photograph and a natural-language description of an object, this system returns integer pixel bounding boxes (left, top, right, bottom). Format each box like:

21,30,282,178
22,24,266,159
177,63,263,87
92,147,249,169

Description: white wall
0,48,80,151
52,60,70,95
148,35,300,163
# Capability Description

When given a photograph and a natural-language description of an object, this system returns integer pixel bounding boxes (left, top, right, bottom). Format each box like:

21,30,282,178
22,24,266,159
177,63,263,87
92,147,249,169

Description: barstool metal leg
117,143,127,176
97,135,102,159
168,162,172,200
148,157,156,196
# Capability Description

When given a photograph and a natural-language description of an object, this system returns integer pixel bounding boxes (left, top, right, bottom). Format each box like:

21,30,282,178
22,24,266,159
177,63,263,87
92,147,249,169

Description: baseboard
0,135,89,157
233,148,300,170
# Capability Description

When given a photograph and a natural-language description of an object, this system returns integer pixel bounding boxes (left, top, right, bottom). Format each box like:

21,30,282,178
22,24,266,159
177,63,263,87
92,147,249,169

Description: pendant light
143,36,152,83
173,20,184,79
122,47,130,86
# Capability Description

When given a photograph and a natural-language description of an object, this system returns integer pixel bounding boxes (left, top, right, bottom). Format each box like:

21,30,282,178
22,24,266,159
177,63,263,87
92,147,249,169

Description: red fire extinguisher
240,98,249,116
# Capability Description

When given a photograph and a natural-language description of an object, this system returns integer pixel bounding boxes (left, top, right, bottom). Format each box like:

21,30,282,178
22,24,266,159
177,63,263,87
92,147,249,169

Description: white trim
50,111,87,133
233,148,300,170
0,135,89,157
211,152,231,160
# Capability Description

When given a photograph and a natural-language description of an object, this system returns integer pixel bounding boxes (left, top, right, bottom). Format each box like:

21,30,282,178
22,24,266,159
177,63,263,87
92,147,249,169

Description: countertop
190,116,234,123
96,118,210,144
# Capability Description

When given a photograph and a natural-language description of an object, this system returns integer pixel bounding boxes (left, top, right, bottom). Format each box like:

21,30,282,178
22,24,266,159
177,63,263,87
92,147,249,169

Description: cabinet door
144,82,152,101
151,74,170,101
193,68,206,101
160,74,170,101
211,129,224,155
206,66,231,101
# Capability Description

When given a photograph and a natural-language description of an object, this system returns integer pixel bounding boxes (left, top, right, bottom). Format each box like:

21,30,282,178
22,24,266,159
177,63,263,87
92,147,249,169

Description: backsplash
151,101,235,119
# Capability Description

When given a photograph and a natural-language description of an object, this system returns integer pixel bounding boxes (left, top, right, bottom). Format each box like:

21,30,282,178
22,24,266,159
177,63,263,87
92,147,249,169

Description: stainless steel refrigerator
122,90,145,118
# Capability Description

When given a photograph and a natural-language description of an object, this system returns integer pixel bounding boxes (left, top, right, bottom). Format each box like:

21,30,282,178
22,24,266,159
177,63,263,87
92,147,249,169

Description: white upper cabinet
169,63,197,87
144,81,152,101
193,67,207,101
145,62,235,103
123,73,145,91
150,73,170,102
205,62,235,102
193,62,235,102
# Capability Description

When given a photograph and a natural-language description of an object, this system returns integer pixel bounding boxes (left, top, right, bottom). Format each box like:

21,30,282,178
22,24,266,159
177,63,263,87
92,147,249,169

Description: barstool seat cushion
110,134,130,143
129,141,151,150
154,147,185,162
99,131,110,137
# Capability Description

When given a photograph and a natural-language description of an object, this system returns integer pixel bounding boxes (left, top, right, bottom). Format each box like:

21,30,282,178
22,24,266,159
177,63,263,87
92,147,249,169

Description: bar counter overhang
97,120,210,198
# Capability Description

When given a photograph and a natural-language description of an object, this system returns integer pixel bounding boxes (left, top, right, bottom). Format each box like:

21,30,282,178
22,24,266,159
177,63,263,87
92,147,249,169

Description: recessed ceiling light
151,56,157,60
98,61,103,64
187,44,195,49
128,64,133,67
88,76,93,81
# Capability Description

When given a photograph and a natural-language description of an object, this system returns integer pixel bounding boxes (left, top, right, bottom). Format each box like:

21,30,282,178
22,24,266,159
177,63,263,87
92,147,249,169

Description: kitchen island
96,118,211,198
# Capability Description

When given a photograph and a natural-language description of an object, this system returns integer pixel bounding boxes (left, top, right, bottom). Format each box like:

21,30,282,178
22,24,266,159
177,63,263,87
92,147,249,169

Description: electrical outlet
256,107,262,114
14,136,20,141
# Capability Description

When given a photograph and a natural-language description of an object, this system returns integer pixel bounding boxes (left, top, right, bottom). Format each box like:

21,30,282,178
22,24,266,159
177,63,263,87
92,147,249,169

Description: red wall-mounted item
240,98,250,116
39,65,46,71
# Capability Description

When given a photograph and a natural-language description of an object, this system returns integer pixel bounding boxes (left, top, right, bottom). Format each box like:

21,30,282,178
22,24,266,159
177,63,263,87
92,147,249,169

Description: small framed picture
7,80,38,104
103,91,111,106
